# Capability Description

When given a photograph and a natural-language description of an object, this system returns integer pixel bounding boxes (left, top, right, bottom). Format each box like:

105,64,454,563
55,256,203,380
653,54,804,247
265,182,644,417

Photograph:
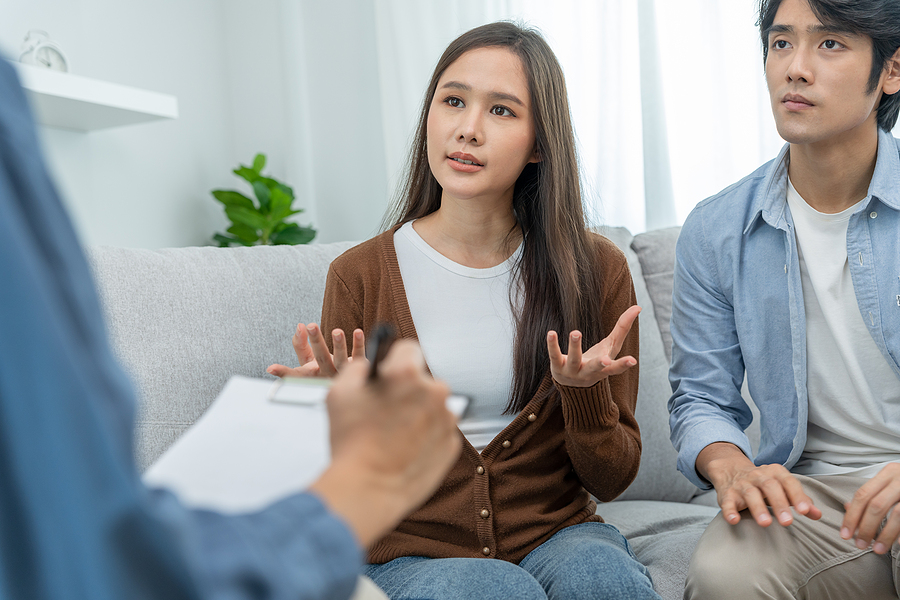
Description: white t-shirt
786,179,900,477
394,222,521,451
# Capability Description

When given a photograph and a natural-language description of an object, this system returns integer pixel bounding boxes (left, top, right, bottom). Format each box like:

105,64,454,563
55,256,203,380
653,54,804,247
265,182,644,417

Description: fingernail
628,359,636,367
874,543,886,554
856,539,869,550
727,513,739,523
307,324,317,335
572,332,580,340
334,331,343,341
840,527,851,539
778,511,791,524
798,502,809,513
267,367,274,374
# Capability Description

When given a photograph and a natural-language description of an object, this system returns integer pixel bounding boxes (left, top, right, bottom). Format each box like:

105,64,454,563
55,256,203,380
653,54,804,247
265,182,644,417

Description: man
0,56,461,600
667,0,900,597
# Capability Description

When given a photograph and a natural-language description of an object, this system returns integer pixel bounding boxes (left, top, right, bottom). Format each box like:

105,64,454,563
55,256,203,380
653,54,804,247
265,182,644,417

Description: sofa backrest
599,227,700,502
89,242,357,469
91,227,759,501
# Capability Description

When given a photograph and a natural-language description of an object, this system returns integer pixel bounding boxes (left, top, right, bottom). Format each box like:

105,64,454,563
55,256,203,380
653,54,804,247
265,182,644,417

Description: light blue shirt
0,58,361,599
668,128,900,490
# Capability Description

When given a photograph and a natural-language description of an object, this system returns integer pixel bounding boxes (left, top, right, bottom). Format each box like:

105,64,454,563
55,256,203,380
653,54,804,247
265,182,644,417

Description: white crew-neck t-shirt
786,179,900,477
393,221,522,451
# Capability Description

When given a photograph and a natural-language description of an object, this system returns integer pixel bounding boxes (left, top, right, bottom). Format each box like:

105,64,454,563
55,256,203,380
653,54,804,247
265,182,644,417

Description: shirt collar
744,128,900,235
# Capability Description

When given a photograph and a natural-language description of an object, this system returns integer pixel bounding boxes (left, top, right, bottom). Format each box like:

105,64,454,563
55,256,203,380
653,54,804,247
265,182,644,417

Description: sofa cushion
88,242,357,469
630,227,681,364
598,500,718,600
598,227,699,503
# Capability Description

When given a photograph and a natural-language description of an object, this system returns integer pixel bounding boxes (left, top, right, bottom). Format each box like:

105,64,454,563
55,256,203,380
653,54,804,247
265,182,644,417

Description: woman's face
426,46,539,208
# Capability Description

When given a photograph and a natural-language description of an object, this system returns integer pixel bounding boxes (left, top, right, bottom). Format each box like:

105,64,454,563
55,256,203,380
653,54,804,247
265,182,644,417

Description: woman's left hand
547,305,641,388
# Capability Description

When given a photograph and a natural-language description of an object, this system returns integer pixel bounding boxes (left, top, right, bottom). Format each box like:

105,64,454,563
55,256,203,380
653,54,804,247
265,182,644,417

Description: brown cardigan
321,228,641,565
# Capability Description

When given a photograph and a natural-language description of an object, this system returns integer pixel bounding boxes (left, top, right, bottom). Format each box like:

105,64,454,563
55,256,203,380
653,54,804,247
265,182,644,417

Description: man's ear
882,47,900,96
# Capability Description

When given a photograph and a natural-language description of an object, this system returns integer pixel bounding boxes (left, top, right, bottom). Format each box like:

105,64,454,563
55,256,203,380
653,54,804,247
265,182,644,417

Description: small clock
19,30,69,73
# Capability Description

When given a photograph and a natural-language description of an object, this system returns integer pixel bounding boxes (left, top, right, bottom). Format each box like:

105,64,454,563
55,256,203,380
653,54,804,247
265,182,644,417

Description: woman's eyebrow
440,81,526,107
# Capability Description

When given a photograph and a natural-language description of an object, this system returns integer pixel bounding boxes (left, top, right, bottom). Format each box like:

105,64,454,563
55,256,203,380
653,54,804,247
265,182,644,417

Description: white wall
0,0,329,248
280,0,391,243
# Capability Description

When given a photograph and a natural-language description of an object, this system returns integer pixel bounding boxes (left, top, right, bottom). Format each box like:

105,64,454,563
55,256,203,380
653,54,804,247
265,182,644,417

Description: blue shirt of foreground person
0,57,460,600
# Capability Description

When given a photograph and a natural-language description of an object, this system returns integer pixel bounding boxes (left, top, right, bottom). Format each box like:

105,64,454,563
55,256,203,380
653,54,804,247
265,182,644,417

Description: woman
269,21,658,600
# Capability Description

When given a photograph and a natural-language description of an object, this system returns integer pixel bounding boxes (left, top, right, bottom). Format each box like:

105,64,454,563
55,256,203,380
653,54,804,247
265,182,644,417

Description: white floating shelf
15,63,178,132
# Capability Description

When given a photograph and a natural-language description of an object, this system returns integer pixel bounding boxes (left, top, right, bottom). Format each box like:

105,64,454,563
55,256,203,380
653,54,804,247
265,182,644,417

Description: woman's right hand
267,322,367,378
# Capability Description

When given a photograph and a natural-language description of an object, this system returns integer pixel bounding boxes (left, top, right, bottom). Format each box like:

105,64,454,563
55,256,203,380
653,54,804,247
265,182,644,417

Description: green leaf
252,153,266,173
225,206,269,231
268,187,293,220
213,233,239,247
252,181,271,213
233,166,259,183
227,223,259,244
211,190,254,209
272,224,316,245
278,183,295,199
257,177,294,200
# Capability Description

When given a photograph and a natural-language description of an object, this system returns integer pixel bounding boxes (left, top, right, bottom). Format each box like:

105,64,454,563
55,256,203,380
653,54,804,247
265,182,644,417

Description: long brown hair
383,21,604,413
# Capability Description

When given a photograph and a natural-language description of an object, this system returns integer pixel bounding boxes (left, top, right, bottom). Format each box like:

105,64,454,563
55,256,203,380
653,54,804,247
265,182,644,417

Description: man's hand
308,340,461,547
841,462,900,554
267,323,366,378
698,442,822,526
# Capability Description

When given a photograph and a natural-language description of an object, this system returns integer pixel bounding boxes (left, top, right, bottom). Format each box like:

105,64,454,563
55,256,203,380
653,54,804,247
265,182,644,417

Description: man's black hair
758,0,900,131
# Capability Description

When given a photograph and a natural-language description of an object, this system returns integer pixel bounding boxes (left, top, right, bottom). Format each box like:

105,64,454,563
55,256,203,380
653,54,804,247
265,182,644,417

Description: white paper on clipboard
143,375,330,514
143,375,469,514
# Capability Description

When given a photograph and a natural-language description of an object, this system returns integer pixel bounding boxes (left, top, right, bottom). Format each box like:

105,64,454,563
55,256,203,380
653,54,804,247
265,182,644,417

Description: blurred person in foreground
0,56,460,600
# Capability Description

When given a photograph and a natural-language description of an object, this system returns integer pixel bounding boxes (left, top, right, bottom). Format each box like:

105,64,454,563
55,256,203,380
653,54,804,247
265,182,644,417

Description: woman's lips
447,154,484,172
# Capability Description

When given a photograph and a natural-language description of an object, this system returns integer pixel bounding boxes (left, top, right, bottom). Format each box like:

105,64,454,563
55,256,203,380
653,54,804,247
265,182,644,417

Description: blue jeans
363,522,659,600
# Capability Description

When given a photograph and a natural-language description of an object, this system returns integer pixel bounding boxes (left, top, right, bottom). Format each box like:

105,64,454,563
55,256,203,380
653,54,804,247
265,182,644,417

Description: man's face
765,0,886,146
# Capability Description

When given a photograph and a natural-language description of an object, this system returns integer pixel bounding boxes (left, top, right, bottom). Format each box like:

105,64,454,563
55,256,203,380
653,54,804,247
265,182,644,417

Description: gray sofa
88,226,728,600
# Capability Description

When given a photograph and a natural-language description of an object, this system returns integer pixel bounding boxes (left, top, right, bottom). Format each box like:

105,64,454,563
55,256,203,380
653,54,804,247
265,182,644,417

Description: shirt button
502,440,511,448
870,211,878,219
476,466,485,475
481,509,490,518
482,547,491,555
528,413,537,422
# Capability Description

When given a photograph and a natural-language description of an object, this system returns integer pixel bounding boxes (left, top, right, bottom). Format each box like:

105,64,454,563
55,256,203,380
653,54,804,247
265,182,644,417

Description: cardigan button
481,509,490,519
476,466,485,475
482,547,491,556
527,413,536,422
502,440,511,448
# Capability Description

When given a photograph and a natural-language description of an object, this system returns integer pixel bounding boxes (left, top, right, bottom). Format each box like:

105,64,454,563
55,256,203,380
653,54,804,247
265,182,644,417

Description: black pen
366,323,398,380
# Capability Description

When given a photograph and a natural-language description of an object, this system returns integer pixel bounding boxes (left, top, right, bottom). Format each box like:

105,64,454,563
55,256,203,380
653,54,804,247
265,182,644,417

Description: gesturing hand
547,305,641,388
267,322,366,378
841,462,900,554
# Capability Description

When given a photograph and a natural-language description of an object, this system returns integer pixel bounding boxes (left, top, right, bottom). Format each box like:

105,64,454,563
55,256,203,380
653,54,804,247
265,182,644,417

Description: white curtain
282,0,784,240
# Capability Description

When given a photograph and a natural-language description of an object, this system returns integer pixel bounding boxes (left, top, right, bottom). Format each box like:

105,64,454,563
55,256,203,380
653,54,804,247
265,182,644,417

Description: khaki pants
685,474,900,600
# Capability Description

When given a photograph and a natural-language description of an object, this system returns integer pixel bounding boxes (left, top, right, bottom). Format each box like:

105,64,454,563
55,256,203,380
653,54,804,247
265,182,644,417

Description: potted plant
211,153,316,247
